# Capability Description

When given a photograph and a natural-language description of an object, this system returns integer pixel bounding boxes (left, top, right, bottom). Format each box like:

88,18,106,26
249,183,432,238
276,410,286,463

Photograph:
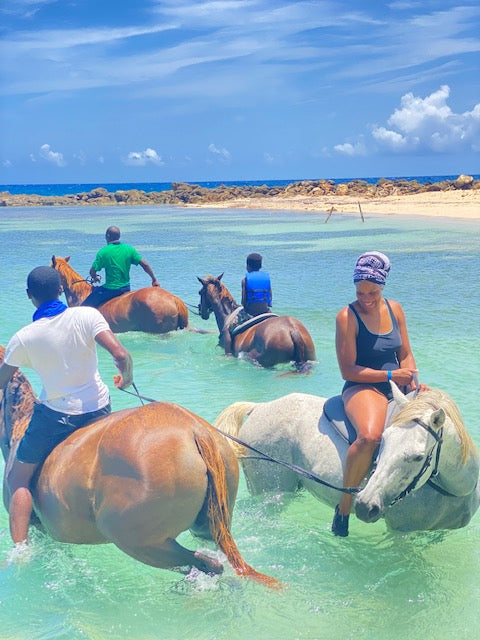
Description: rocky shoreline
0,174,478,208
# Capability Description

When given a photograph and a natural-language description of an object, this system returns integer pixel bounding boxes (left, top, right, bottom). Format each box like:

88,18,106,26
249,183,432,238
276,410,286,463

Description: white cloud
372,85,480,153
208,143,231,161
123,148,164,166
2,159,13,168
334,141,366,156
372,126,409,151
39,143,66,166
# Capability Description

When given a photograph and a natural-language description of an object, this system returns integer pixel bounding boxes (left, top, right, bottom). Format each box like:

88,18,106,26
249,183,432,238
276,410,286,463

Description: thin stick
358,201,365,222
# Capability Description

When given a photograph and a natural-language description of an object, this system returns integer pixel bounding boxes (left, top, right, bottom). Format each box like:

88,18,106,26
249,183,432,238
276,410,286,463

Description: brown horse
0,346,278,586
51,255,189,334
198,274,316,369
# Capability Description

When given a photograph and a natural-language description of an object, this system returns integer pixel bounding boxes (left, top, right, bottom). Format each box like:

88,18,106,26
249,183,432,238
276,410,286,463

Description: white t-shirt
5,306,111,414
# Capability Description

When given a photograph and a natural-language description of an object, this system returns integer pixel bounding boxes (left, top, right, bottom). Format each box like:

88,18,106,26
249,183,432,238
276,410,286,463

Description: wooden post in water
358,201,365,222
324,206,335,223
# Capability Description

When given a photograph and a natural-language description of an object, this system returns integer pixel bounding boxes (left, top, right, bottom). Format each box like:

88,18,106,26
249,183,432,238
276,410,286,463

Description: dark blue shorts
16,402,111,464
343,380,393,400
81,285,130,309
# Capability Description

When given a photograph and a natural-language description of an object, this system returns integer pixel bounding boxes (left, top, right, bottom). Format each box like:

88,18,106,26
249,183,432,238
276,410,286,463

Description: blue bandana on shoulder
32,299,68,322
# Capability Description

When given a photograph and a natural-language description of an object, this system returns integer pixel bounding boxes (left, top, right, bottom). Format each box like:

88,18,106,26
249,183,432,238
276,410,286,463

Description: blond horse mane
52,256,92,305
390,388,477,464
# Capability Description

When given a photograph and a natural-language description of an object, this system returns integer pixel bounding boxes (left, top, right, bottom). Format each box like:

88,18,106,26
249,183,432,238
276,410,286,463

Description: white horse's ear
390,381,410,408
431,408,445,430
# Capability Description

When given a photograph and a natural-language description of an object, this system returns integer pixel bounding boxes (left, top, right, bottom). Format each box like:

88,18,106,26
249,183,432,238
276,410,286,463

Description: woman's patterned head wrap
353,251,391,286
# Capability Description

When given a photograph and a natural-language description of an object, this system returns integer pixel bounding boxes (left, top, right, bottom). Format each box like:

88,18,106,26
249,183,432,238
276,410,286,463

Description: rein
389,417,444,506
185,302,202,316
118,386,360,496
71,276,98,286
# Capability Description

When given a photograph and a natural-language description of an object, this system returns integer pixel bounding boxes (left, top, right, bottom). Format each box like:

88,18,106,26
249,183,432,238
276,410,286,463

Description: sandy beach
1,181,478,220
187,189,480,220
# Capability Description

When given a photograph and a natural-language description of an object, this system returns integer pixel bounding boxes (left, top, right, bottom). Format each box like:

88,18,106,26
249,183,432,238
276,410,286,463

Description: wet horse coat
0,346,277,585
198,274,316,369
52,255,189,334
214,388,480,532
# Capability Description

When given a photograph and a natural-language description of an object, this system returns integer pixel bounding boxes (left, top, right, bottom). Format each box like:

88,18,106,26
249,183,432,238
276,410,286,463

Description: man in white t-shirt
0,266,133,549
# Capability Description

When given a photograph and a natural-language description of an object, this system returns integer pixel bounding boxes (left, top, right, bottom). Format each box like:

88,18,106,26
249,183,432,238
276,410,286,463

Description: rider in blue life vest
241,253,272,317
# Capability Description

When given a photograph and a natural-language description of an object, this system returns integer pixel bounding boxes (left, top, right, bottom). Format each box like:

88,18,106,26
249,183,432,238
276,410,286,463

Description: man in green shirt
82,226,160,308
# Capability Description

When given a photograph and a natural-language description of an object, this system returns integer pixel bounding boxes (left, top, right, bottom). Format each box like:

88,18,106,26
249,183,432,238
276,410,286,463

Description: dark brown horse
198,274,316,369
52,255,189,334
0,346,279,586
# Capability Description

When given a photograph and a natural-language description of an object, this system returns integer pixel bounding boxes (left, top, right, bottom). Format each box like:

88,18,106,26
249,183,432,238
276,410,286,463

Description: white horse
214,385,480,532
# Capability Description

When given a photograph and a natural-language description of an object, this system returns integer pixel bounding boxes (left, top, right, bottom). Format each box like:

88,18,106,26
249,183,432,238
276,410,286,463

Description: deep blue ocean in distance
1,173,479,196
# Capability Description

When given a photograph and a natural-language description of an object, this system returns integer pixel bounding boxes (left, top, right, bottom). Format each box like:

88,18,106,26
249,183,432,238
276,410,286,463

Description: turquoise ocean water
0,203,479,640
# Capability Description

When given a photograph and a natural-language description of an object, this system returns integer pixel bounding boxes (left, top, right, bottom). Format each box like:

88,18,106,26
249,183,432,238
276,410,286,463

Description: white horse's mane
390,388,477,463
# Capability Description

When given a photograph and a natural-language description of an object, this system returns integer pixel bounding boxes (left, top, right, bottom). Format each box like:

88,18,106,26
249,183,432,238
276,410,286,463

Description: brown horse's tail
290,329,312,374
175,297,189,329
194,432,281,589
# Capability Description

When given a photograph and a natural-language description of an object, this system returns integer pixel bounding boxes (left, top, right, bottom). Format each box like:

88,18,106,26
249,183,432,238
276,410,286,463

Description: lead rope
118,386,360,496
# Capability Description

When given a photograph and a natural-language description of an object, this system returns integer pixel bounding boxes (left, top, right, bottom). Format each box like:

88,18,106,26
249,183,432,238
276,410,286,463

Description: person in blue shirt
241,253,272,317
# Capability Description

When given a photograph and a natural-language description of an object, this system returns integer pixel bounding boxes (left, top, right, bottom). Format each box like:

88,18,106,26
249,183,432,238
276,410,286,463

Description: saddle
230,312,279,337
323,391,416,445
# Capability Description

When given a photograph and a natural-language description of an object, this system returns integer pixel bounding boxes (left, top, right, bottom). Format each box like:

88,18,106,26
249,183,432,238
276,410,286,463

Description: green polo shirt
92,242,142,289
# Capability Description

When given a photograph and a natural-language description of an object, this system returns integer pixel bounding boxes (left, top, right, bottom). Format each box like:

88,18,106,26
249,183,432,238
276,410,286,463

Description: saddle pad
230,312,279,337
323,395,357,444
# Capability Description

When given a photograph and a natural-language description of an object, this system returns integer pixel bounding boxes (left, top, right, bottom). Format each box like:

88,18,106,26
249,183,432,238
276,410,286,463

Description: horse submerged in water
0,346,278,586
52,256,189,334
197,274,316,370
214,384,480,532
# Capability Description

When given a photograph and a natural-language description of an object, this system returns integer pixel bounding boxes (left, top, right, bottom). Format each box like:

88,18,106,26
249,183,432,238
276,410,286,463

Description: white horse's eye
407,453,424,463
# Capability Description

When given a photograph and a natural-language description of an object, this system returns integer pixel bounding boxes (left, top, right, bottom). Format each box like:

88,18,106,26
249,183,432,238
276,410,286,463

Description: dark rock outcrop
0,175,478,207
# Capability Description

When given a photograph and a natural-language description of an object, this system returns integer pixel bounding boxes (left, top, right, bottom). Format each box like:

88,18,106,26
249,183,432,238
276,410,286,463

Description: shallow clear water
0,206,479,640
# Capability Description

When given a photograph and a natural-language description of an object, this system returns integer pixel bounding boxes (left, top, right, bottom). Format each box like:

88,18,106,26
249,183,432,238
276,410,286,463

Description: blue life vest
245,270,272,305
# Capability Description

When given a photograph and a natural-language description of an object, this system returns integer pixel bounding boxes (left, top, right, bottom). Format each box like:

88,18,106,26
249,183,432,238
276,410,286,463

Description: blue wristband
387,370,392,382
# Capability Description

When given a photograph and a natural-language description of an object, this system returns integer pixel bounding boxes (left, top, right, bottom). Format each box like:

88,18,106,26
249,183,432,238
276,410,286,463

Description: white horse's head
355,383,477,524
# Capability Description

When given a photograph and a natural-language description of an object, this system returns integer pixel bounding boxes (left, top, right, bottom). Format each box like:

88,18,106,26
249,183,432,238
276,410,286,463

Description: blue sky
1,0,479,184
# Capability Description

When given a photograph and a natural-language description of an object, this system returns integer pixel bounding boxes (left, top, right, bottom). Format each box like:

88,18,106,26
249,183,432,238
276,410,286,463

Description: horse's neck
60,266,92,306
436,419,479,496
212,295,239,330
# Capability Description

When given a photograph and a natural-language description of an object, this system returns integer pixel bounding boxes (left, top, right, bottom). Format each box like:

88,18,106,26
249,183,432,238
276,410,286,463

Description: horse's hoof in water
194,551,224,575
331,505,349,537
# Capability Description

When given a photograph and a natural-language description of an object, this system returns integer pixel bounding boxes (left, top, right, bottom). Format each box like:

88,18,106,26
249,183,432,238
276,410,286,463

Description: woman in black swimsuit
333,251,428,537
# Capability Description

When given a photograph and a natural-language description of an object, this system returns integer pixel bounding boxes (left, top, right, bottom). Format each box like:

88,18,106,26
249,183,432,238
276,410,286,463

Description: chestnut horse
0,346,278,586
197,274,316,369
52,255,189,334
